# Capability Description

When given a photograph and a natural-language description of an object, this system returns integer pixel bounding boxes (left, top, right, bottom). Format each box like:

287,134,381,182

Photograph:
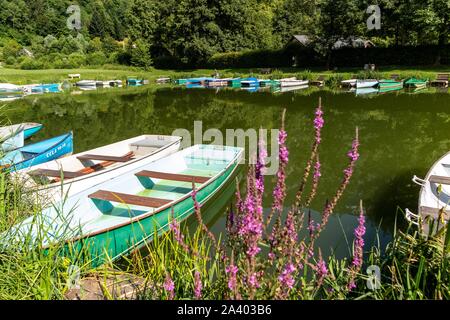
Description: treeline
0,0,448,69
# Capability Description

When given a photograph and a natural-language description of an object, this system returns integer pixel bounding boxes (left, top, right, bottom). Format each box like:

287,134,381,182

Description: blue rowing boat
240,77,259,87
0,132,73,172
24,84,61,94
23,123,43,139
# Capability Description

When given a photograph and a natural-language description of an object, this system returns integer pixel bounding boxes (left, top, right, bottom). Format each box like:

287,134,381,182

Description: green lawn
0,65,449,85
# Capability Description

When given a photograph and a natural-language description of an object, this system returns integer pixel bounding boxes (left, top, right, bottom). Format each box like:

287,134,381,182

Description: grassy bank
0,65,449,85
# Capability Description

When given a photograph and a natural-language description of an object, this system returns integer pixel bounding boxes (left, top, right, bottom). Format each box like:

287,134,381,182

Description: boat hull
66,157,240,267
23,123,43,139
356,80,378,88
279,80,309,87
1,133,73,172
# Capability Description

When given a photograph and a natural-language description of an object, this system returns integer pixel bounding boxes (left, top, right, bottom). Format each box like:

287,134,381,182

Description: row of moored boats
0,123,243,266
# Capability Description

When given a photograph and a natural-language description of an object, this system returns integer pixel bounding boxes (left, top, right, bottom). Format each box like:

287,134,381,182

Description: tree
130,39,152,69
313,0,365,68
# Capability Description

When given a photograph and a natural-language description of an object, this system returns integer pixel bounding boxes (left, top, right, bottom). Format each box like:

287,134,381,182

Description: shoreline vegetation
0,103,449,300
0,65,449,86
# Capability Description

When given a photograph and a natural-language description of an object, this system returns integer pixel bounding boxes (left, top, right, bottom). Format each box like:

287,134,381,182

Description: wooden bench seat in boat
420,206,450,220
428,175,450,185
29,169,86,179
89,190,172,208
135,170,210,184
77,154,133,162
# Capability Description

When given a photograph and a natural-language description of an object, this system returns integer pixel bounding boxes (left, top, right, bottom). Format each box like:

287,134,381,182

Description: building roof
288,35,375,49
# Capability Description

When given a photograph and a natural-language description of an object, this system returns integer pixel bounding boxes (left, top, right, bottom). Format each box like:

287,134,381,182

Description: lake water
3,85,450,258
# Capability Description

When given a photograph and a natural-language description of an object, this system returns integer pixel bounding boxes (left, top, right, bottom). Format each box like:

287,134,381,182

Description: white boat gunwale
18,135,183,192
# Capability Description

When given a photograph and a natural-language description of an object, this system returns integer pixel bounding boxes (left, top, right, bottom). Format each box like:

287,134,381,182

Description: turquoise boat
23,123,43,139
186,77,215,85
174,79,188,85
228,78,242,88
0,132,73,172
126,77,144,86
24,83,61,94
7,144,243,267
258,79,279,87
378,79,403,93
404,77,428,89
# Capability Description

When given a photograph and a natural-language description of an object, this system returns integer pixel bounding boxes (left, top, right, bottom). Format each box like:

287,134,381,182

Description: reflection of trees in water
4,88,450,234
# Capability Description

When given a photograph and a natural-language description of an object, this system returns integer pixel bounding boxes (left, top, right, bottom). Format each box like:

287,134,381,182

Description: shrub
87,52,107,66
20,57,44,70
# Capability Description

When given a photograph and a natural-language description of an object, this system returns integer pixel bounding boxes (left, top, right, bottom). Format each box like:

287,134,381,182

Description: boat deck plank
28,169,85,179
135,170,210,183
429,175,450,185
89,190,172,208
77,154,133,162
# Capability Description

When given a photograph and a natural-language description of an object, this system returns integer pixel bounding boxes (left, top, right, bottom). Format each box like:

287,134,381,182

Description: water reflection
2,86,449,253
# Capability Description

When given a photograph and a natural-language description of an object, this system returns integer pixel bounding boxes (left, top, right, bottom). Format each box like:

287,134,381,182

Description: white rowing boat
12,135,182,204
356,79,378,88
279,78,309,87
409,151,450,235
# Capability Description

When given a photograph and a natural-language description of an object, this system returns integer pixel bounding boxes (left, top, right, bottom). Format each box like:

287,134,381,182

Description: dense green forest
0,0,448,69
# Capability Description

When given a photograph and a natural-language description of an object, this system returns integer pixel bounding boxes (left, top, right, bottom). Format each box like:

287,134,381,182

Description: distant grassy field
0,65,449,85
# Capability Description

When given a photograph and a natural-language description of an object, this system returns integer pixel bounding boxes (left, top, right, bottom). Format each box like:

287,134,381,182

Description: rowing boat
76,80,97,87
228,78,242,88
356,79,378,88
6,144,243,267
278,78,309,87
273,85,309,93
205,78,231,87
0,83,23,95
240,77,259,88
341,79,357,87
404,77,428,89
14,135,182,203
0,132,73,172
409,151,450,235
23,83,62,94
258,79,279,87
378,79,403,92
0,123,43,151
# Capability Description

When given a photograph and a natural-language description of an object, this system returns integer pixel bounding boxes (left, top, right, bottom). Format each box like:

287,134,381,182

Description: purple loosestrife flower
163,274,175,300
314,159,321,180
169,219,190,254
314,105,324,143
295,99,325,207
315,255,328,286
320,128,359,231
225,264,238,291
278,263,296,290
194,271,202,299
248,273,260,289
351,208,366,269
347,201,366,292
271,129,289,212
255,136,267,195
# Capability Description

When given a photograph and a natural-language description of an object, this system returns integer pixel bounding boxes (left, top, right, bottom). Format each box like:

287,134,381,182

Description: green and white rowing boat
6,144,243,267
378,79,403,92
404,77,428,89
